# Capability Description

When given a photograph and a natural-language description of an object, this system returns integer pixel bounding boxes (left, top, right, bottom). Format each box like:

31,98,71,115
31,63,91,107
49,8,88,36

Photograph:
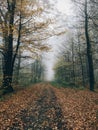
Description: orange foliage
53,87,98,130
0,84,43,129
0,84,98,129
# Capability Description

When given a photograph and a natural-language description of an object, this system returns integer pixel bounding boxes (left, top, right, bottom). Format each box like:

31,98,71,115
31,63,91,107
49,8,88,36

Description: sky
57,0,73,15
44,0,74,81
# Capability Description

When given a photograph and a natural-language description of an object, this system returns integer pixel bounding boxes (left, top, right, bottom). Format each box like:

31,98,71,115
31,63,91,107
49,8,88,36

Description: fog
43,0,75,81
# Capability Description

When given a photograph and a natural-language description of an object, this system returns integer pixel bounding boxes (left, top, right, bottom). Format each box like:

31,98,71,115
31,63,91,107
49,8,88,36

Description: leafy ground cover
53,87,98,130
0,83,98,129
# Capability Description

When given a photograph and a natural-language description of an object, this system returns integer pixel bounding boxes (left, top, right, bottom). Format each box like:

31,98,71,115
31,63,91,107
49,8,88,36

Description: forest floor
0,83,98,130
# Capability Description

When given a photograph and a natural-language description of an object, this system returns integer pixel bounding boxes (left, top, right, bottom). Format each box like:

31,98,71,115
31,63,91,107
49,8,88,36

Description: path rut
9,84,67,130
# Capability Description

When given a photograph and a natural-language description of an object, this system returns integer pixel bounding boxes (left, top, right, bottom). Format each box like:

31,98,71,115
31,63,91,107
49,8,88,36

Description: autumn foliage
0,83,98,129
53,87,98,130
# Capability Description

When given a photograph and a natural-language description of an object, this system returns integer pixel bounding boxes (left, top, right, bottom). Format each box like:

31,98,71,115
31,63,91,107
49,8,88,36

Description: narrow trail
9,84,67,130
0,83,98,129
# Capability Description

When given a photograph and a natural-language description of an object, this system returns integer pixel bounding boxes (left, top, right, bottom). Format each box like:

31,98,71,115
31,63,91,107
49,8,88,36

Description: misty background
43,0,74,81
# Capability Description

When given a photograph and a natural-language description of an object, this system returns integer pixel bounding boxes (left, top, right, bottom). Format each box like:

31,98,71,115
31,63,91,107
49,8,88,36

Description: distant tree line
54,0,98,91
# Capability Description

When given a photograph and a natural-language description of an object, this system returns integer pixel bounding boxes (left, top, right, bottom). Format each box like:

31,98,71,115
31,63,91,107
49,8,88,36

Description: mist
43,0,75,81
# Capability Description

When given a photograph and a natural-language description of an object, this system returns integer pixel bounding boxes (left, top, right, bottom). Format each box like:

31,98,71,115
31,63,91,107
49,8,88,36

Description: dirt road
0,83,98,130
7,83,66,130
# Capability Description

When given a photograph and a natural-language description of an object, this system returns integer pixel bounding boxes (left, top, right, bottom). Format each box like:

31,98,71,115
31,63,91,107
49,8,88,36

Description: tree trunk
1,51,14,94
78,37,85,87
72,40,75,86
0,0,16,94
1,27,14,93
85,0,95,91
16,50,21,83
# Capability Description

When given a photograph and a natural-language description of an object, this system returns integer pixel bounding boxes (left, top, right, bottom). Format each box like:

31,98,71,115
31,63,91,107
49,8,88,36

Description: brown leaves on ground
0,83,66,130
0,83,98,130
0,83,43,129
53,87,98,130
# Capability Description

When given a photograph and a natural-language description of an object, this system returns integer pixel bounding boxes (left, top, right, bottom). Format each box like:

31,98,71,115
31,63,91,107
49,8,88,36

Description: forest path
0,83,66,130
0,83,98,130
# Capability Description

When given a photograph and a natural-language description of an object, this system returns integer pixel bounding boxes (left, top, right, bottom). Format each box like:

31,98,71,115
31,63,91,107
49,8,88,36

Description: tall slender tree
72,0,95,90
84,0,95,91
0,0,16,93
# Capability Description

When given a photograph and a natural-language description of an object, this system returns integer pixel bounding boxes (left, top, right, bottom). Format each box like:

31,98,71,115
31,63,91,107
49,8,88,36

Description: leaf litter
0,83,98,130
